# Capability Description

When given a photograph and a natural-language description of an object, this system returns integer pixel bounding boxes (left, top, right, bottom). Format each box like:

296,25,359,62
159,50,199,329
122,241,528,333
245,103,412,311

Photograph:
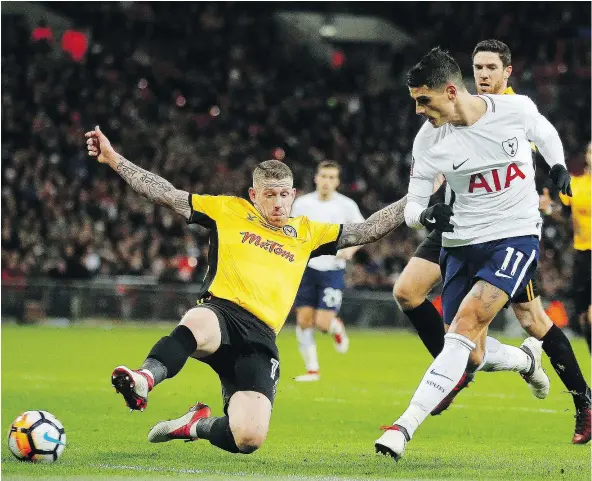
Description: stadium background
2,2,590,332
1,3,591,481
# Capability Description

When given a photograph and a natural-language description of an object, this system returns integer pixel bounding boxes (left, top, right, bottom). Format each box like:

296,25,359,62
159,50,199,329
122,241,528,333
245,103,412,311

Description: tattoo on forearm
113,155,191,219
336,196,407,248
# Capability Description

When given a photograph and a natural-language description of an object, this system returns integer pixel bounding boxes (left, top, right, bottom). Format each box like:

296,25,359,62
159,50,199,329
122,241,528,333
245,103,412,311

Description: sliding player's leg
111,306,221,411
148,348,278,454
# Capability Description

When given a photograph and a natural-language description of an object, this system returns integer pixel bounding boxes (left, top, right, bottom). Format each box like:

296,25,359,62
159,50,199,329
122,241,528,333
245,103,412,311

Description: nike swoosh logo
430,369,454,382
495,270,513,279
452,158,470,170
425,218,436,224
43,431,65,445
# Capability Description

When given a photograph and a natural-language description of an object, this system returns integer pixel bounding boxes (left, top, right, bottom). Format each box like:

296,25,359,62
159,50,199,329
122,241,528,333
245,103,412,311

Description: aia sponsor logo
240,232,295,262
468,163,525,193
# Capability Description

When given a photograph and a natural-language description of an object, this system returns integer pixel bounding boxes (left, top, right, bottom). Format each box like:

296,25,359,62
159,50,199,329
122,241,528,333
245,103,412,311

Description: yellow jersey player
391,39,590,444
85,125,407,455
560,142,591,353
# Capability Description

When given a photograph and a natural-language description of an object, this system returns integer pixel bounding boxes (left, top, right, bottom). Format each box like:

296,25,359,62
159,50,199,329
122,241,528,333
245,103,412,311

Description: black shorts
413,229,540,303
572,249,591,313
194,296,280,415
413,229,442,265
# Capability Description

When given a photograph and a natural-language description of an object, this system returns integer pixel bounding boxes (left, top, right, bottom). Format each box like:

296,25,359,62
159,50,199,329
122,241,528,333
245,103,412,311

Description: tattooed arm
85,126,191,220
108,155,191,219
336,196,407,249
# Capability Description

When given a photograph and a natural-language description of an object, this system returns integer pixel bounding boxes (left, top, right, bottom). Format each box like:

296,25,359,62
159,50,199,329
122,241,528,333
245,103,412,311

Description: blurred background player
560,142,591,353
391,39,591,443
291,161,364,382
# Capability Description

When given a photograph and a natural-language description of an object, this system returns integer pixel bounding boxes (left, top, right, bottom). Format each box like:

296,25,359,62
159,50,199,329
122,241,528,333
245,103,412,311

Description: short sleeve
308,220,342,257
187,194,231,227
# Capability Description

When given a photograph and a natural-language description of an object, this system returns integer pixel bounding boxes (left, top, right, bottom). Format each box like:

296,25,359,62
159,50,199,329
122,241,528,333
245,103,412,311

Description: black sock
195,416,240,453
403,300,445,358
542,324,591,410
585,321,591,353
141,325,197,386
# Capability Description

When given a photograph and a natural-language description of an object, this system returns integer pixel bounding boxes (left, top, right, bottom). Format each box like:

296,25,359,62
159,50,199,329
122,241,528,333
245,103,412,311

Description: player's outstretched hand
85,126,116,164
549,165,572,197
419,203,454,232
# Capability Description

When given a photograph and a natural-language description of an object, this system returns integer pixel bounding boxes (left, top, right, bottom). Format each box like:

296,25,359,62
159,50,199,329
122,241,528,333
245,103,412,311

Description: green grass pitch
2,324,590,480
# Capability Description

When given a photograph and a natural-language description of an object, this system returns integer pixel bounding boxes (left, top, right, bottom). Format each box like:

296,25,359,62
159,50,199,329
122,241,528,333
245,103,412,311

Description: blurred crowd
1,3,590,303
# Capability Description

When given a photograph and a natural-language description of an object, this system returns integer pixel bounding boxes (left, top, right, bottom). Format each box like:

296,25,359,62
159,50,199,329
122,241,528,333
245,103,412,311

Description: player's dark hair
253,160,293,185
317,160,340,174
472,39,512,67
406,47,465,89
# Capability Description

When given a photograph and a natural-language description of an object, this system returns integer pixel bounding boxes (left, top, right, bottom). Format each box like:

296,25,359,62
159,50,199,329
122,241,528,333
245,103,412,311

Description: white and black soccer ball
7,411,66,462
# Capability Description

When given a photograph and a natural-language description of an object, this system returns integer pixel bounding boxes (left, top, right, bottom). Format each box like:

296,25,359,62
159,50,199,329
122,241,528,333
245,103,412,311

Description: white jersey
291,191,364,270
406,94,567,247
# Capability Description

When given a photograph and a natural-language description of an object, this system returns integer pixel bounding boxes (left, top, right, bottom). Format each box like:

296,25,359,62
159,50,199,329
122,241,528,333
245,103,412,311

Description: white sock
328,318,345,336
395,333,475,438
296,326,319,372
139,369,154,384
480,336,532,374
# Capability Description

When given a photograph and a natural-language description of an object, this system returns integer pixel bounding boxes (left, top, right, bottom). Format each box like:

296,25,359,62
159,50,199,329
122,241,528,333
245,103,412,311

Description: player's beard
481,78,505,95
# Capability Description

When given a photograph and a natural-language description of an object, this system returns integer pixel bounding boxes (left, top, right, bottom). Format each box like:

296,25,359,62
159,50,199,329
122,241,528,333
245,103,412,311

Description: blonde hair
253,160,293,186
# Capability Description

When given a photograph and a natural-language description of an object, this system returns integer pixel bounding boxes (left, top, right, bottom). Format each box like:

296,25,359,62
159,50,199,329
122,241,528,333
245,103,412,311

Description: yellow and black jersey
560,172,591,251
188,194,342,333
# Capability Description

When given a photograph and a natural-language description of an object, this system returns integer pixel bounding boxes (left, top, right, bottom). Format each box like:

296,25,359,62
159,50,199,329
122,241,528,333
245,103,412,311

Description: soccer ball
7,411,66,462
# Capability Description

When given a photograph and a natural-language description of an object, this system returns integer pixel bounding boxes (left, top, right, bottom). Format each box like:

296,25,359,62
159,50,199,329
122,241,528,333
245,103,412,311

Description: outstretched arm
85,126,191,219
336,196,407,249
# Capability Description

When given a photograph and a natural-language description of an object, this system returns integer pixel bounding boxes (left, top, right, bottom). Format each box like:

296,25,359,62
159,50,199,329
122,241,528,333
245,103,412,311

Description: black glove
549,164,572,197
419,203,454,232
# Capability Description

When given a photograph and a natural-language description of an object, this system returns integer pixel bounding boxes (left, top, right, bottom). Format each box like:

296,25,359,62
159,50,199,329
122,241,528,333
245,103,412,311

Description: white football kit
291,191,364,271
405,94,567,247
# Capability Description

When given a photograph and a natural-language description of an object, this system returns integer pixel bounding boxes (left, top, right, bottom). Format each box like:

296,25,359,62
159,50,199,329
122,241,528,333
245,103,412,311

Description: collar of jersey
453,95,493,130
247,205,283,232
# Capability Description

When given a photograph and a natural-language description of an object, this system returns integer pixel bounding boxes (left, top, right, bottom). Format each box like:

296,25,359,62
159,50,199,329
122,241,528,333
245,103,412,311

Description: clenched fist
85,126,117,164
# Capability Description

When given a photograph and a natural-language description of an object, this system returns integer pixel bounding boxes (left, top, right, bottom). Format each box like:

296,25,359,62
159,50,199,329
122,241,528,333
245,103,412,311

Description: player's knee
455,301,490,327
296,310,314,329
233,428,266,454
393,280,424,311
180,308,221,352
513,303,535,331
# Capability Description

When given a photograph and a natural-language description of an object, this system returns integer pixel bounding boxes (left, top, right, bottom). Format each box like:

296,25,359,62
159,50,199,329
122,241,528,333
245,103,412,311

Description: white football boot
294,371,321,382
519,337,550,399
375,425,410,461
333,320,350,354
